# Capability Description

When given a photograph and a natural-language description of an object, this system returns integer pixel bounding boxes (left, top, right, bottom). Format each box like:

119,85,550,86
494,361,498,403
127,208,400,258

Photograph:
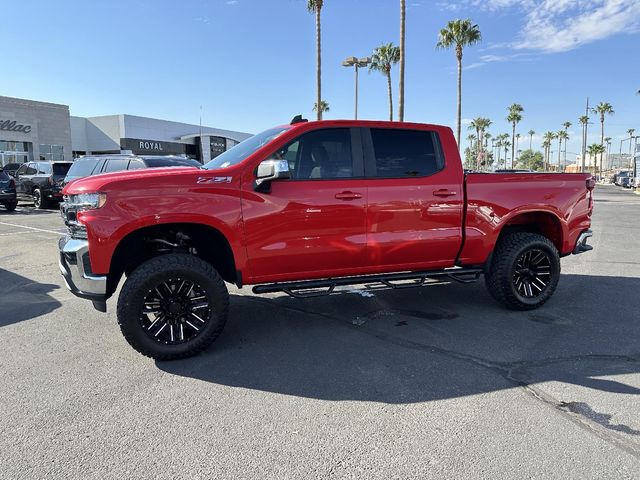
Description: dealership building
0,95,252,168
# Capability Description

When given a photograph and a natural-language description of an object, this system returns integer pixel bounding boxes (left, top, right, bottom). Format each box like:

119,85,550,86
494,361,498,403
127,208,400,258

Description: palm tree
506,104,523,168
469,117,492,169
587,144,605,176
604,136,612,171
515,133,521,161
307,0,324,120
398,0,406,122
543,131,556,171
313,100,330,114
436,19,482,148
593,102,614,177
579,115,589,172
542,139,551,171
503,140,511,166
628,128,636,154
528,130,535,150
557,130,568,171
369,43,401,121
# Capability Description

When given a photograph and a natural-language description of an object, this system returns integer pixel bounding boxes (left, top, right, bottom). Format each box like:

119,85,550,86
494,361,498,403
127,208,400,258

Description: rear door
363,127,463,271
16,163,38,198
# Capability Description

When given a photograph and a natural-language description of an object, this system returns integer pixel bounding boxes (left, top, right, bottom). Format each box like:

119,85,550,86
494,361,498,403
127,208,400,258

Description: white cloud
514,0,640,52
442,0,640,54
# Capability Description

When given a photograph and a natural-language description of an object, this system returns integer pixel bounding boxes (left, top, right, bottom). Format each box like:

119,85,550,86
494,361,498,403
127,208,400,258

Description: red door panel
366,173,463,270
242,179,368,282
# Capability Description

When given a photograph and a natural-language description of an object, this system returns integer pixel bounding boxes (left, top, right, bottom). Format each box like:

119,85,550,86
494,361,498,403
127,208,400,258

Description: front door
242,127,369,283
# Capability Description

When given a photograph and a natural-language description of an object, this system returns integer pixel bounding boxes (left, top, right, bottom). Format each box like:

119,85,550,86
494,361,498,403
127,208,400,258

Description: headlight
66,193,107,209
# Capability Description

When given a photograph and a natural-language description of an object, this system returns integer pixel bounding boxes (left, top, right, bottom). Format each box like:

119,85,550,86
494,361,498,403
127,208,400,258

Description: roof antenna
290,115,308,125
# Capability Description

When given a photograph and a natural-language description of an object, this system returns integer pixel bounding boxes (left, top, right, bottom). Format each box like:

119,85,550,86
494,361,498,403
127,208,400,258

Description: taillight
9,179,15,188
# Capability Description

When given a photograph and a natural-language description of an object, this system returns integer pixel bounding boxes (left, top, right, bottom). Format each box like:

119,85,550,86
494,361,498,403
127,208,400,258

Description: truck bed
458,172,594,266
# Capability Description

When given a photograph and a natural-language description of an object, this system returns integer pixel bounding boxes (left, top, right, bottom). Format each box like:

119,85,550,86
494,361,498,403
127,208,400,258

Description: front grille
61,202,88,239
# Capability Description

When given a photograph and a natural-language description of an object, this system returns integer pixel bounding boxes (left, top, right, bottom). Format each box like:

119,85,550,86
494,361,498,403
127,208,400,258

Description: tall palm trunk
315,6,322,121
511,123,516,168
386,71,393,121
529,134,533,151
398,0,405,122
599,115,605,177
455,46,462,149
557,138,562,171
581,123,586,173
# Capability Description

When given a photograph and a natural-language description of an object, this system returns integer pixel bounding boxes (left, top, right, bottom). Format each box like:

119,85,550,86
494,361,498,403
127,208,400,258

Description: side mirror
254,159,290,192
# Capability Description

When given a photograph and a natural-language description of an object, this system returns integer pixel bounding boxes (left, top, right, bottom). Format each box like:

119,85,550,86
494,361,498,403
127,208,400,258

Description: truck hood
62,167,201,195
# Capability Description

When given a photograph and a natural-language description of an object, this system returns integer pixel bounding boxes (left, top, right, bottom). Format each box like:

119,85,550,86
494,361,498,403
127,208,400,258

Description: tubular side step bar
252,267,483,299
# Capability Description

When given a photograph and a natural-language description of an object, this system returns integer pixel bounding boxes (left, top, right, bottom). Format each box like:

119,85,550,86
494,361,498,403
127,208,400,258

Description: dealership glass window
39,144,64,161
0,141,28,152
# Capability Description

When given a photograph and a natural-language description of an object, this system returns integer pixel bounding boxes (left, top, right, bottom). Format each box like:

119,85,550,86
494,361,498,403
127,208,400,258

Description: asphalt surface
0,185,638,479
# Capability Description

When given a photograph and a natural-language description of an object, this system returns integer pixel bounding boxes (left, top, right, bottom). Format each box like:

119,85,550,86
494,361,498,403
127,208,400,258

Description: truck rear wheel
117,253,229,360
485,232,560,310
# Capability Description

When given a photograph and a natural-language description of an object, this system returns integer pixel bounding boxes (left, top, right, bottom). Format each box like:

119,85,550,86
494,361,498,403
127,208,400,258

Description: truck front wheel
485,232,560,310
117,254,229,360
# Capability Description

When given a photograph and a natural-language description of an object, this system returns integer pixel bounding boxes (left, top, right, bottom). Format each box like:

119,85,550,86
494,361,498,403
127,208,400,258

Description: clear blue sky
2,0,638,155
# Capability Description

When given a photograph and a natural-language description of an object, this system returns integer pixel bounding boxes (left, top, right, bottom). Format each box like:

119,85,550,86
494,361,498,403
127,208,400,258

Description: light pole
342,56,371,120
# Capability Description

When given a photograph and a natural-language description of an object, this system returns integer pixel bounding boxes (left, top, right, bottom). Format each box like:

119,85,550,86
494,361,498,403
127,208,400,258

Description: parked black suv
1,163,23,177
63,154,201,185
0,168,17,211
14,161,73,209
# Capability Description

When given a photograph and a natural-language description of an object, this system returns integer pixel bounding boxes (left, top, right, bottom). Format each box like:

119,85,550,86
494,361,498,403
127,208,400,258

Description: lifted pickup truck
59,118,594,359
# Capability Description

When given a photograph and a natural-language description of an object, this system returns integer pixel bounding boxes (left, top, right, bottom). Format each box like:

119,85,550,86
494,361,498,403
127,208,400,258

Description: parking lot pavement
1,186,638,479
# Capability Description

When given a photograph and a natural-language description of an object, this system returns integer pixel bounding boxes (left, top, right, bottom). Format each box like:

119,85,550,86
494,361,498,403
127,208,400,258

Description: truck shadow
0,268,62,327
157,274,640,404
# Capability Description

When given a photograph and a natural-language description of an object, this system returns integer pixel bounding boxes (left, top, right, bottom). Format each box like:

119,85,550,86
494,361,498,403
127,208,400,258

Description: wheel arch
106,222,238,299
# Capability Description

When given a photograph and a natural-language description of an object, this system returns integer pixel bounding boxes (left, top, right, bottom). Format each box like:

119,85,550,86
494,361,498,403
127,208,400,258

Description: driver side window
275,128,354,180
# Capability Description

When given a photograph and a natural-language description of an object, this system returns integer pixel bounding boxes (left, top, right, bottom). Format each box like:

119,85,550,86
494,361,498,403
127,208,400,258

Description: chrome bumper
573,229,593,255
58,236,107,303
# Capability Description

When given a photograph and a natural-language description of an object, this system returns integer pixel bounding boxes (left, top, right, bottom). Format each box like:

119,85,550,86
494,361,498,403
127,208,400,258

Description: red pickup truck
59,118,594,360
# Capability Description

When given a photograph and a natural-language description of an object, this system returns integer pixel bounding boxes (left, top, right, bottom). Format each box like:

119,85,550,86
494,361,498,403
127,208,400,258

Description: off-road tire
3,201,17,212
485,232,560,310
117,254,229,360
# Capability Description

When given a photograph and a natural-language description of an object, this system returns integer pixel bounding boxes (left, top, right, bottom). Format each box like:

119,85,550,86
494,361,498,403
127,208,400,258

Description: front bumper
58,236,108,309
573,229,593,255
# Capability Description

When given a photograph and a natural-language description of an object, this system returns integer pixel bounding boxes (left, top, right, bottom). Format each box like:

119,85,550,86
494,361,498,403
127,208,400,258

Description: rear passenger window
103,158,130,173
369,129,442,178
128,160,145,170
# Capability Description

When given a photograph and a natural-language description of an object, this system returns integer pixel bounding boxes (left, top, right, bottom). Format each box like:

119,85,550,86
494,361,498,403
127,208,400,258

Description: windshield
203,127,289,170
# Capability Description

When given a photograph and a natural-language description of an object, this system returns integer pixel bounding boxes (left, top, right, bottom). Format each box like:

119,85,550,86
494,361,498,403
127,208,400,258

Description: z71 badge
197,176,232,184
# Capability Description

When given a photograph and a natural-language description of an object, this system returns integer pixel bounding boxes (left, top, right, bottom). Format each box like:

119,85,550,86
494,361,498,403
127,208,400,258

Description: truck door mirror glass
254,159,290,192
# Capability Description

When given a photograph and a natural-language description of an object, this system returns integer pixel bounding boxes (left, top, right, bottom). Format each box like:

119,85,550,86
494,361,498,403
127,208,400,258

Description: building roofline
0,95,69,110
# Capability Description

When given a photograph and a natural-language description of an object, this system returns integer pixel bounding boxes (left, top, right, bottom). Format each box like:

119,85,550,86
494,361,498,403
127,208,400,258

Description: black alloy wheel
141,278,211,345
512,248,552,298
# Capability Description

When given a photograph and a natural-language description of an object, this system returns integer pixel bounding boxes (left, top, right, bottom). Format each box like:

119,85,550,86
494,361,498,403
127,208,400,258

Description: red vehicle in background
59,117,594,360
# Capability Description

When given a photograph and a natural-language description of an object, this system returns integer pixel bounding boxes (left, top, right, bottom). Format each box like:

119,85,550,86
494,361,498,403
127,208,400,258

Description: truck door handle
335,191,362,200
432,189,457,197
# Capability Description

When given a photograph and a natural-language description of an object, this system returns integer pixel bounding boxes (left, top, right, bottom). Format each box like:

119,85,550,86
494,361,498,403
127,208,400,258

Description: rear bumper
58,236,108,310
0,192,17,202
573,229,593,255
